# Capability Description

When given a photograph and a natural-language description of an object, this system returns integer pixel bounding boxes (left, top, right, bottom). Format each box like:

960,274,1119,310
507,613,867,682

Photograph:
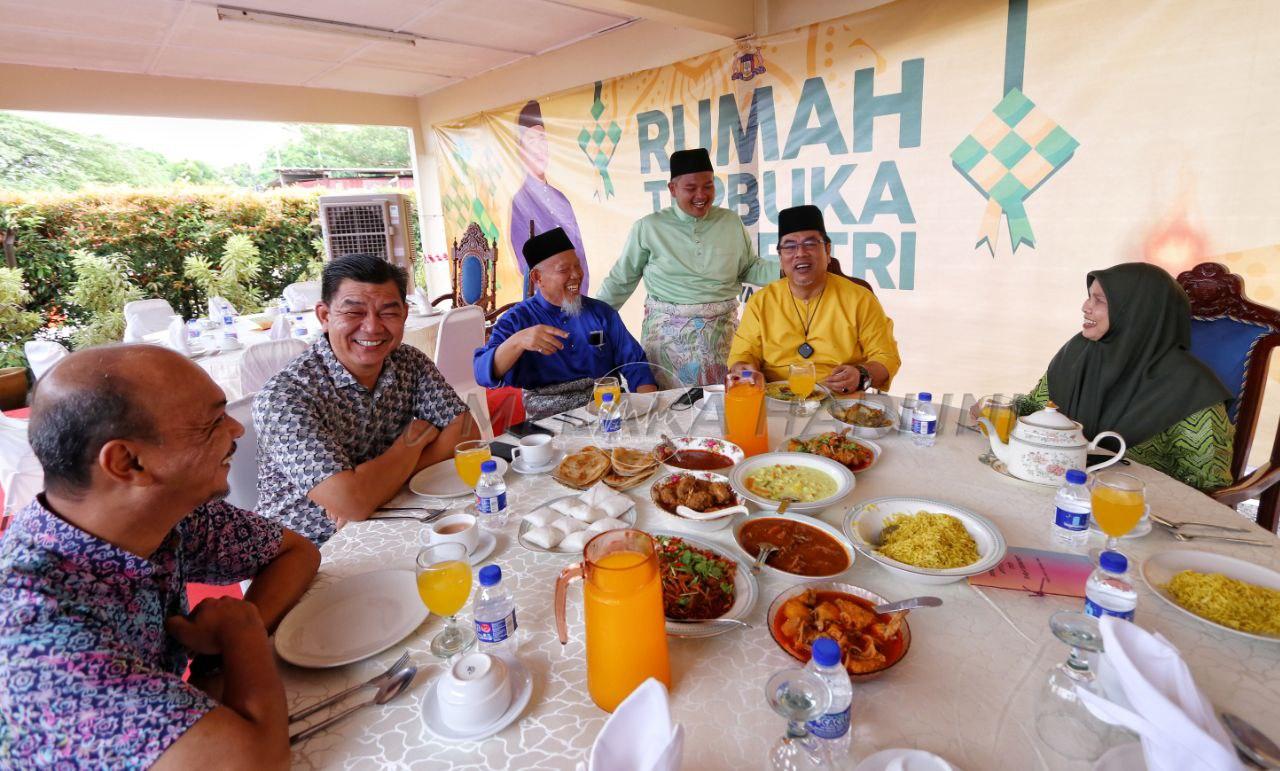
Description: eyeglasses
778,239,825,257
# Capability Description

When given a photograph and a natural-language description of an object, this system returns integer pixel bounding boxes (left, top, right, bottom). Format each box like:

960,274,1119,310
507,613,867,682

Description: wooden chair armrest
485,302,519,324
1211,463,1280,506
430,294,453,308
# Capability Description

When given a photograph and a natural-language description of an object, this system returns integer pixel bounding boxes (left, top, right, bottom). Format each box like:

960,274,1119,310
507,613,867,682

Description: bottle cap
811,636,841,667
1099,551,1128,573
1065,469,1088,485
602,393,614,402
478,565,501,586
918,392,933,402
480,460,498,473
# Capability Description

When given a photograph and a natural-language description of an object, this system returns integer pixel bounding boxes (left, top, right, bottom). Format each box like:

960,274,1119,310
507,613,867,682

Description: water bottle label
601,416,622,433
475,610,517,643
1084,597,1134,622
806,705,851,740
475,492,507,514
1055,506,1089,532
911,416,937,436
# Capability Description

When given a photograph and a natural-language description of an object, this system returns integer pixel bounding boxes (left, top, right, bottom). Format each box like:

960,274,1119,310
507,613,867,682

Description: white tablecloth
284,394,1280,770
145,310,443,400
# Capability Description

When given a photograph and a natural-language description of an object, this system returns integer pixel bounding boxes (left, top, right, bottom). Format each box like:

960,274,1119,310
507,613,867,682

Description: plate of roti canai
554,447,612,490
604,446,659,491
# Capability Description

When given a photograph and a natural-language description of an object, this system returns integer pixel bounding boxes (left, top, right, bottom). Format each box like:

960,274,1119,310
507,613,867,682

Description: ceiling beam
554,0,753,39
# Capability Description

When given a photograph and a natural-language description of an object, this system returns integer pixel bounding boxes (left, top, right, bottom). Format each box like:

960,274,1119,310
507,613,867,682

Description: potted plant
68,250,143,349
184,233,264,313
0,267,41,409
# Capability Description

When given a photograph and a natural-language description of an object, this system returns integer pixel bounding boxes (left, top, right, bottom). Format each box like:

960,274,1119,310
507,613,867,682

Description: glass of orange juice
787,362,817,416
724,369,769,456
416,542,475,659
593,376,622,408
454,440,491,487
1091,472,1146,554
980,396,1017,443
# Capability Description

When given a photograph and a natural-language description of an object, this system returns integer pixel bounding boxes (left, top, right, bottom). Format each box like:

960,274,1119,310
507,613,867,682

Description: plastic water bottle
474,459,509,530
220,310,239,347
1085,551,1137,621
472,565,518,660
804,637,853,758
186,319,202,345
1052,469,1092,550
911,392,937,447
596,392,622,448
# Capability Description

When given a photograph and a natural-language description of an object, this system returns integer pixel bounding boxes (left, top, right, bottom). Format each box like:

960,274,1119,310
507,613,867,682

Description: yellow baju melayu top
728,275,902,386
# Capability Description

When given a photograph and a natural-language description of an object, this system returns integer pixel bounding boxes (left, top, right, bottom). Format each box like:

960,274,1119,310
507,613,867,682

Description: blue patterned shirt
0,497,283,769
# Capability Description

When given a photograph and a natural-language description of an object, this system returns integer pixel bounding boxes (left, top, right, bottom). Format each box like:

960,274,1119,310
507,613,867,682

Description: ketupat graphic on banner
431,0,1280,413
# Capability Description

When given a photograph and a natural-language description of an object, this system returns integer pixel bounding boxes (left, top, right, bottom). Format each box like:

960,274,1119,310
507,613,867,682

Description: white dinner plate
728,452,855,513
421,657,533,742
649,530,758,638
274,569,429,668
516,494,637,555
854,748,956,771
843,496,1007,585
410,457,509,497
1140,549,1280,643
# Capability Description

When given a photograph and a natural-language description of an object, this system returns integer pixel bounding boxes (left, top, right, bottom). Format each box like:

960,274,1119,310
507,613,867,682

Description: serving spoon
750,543,780,573
874,596,943,615
675,503,750,521
1221,711,1280,769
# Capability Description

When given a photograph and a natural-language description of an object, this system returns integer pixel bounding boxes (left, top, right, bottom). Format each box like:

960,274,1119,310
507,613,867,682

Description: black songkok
522,227,575,268
669,148,713,179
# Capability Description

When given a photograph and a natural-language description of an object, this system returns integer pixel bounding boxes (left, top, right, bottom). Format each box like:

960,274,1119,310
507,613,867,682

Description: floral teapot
979,403,1126,485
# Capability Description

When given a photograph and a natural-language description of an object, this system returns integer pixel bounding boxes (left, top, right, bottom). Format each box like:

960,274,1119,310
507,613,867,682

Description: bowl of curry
655,436,744,474
733,514,854,580
768,581,910,678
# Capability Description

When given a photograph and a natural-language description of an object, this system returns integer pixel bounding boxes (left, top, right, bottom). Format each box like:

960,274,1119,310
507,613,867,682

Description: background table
146,310,443,400
283,393,1280,770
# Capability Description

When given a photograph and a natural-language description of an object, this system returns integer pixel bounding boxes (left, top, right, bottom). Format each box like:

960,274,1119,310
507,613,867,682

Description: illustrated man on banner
510,99,590,295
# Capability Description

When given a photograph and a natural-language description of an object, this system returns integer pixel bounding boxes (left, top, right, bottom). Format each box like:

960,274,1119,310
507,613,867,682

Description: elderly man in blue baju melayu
473,227,658,419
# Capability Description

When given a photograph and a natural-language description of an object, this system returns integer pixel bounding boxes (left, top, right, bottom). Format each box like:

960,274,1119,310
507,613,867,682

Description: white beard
560,293,583,318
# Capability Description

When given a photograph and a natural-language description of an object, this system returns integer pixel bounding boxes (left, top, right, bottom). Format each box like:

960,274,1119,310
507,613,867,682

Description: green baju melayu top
595,204,780,309
1016,374,1234,492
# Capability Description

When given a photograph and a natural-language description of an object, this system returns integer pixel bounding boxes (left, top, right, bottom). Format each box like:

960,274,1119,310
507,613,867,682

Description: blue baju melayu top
473,293,656,390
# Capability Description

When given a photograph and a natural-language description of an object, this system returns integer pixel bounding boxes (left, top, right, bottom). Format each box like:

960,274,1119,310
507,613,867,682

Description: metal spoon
1221,711,1280,769
751,543,779,574
1171,531,1272,547
288,650,411,724
775,497,796,516
673,617,753,630
289,667,416,745
1149,511,1251,534
874,596,943,615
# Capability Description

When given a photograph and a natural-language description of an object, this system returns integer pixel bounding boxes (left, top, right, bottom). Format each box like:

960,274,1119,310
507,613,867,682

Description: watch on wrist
855,364,872,392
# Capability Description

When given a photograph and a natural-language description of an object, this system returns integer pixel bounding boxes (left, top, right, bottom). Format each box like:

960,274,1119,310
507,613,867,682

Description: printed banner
433,0,1280,453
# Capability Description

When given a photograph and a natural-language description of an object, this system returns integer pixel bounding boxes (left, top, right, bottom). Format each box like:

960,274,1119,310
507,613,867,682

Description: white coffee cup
437,652,512,731
425,513,479,554
511,434,558,468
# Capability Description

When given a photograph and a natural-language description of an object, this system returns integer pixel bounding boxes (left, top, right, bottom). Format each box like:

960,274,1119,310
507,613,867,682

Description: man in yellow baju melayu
728,205,902,395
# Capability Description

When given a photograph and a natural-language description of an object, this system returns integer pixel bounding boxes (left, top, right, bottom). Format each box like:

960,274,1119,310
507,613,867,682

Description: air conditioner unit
318,193,417,292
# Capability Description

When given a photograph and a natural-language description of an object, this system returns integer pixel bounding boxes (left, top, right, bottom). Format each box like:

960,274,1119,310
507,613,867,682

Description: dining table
143,308,443,401
280,390,1280,770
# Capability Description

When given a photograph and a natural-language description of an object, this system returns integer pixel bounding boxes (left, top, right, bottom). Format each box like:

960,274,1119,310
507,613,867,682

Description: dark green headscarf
1046,262,1230,447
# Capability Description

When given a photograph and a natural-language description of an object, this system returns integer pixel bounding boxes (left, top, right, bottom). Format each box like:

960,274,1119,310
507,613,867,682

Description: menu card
967,547,1093,598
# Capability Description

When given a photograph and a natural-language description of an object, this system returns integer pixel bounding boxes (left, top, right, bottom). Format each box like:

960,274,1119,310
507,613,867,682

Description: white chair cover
23,340,69,380
0,413,43,516
123,298,176,343
239,339,308,395
224,394,259,512
283,281,321,313
434,305,493,439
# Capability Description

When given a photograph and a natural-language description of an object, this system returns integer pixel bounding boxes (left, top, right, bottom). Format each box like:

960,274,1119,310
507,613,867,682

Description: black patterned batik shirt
253,336,467,545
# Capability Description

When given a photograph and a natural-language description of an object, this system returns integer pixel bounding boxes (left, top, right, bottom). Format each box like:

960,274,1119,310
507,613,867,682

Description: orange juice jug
555,529,671,712
724,370,769,456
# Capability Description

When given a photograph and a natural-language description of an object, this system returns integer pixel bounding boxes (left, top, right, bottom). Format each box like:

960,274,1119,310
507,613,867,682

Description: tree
265,124,412,171
184,233,263,313
0,113,174,191
69,250,143,348
168,159,223,185
0,267,42,368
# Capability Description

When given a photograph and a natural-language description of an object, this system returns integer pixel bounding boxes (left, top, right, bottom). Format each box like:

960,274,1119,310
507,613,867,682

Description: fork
288,651,412,724
1171,531,1272,547
1148,511,1251,534
367,508,446,523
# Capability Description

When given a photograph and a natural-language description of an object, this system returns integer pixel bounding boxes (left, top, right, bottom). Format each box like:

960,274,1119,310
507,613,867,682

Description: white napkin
1075,617,1243,771
166,316,190,354
270,313,292,340
413,287,432,313
586,678,683,771
208,296,227,320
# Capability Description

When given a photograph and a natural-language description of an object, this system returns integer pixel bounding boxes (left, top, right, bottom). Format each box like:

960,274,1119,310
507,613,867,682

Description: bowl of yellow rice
1141,549,1280,642
842,497,1007,584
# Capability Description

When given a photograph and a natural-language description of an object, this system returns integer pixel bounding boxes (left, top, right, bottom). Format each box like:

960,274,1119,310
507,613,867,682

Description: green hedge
0,184,422,325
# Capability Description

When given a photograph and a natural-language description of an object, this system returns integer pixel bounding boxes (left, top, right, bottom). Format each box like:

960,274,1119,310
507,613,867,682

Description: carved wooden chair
431,222,519,335
1177,262,1280,532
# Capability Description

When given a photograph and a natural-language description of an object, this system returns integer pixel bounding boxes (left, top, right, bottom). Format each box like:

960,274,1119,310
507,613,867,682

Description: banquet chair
0,413,42,532
283,280,321,313
239,338,308,395
224,394,259,512
23,340,69,380
434,304,494,440
122,298,176,342
1177,262,1280,533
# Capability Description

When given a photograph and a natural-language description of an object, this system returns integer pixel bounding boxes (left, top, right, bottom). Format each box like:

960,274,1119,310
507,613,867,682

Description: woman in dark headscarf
1012,262,1234,491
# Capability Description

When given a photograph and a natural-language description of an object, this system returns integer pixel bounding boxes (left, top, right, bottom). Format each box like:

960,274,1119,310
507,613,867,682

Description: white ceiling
0,0,634,97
